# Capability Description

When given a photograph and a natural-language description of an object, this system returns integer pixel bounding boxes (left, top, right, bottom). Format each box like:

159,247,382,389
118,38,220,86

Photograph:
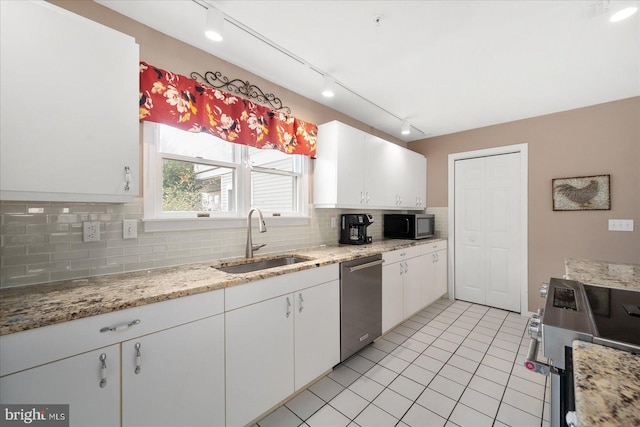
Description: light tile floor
255,298,550,427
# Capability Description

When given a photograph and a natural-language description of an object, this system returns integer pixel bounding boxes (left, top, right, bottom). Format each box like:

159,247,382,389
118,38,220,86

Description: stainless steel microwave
384,214,435,240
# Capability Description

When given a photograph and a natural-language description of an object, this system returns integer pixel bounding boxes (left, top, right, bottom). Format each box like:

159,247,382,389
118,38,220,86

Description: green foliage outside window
162,159,202,212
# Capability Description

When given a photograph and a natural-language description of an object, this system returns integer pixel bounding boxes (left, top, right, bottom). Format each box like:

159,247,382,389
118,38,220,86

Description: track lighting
401,120,411,135
205,7,224,42
322,75,335,98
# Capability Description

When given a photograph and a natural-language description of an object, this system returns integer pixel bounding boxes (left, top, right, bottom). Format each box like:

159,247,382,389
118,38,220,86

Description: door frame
447,143,529,315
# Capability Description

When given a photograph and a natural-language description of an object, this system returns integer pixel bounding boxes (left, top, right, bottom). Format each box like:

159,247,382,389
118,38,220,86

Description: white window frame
142,122,310,231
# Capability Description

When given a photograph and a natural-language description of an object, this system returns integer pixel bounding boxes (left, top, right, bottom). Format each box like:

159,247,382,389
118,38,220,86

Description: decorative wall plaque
552,174,610,211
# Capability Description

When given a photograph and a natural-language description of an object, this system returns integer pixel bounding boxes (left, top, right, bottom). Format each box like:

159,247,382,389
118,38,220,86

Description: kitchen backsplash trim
0,199,447,288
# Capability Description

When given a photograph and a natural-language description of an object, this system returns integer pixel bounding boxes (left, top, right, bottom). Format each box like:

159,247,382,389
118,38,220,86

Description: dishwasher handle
348,259,384,273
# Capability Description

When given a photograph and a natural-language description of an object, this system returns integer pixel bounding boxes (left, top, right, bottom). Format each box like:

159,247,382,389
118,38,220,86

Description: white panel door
484,154,521,311
454,153,521,312
454,157,486,305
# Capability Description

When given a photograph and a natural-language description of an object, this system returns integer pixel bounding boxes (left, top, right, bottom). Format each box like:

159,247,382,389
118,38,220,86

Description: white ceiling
96,0,640,142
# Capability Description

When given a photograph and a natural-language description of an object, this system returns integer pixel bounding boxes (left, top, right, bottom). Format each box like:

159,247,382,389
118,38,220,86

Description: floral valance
139,62,317,157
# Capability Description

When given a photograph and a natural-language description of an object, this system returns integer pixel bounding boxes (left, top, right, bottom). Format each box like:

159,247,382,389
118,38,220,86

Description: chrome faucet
246,207,267,258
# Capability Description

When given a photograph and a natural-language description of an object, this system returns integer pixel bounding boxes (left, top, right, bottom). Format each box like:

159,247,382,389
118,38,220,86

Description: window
144,123,309,223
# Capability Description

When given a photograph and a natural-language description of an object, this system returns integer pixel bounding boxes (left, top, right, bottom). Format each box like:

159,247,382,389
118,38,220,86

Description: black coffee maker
339,214,374,245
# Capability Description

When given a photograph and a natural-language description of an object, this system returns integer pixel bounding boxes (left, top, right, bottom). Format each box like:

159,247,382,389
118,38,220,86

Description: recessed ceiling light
610,6,638,22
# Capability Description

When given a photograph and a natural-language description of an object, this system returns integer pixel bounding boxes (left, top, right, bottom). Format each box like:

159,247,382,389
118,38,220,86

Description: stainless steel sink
215,256,312,274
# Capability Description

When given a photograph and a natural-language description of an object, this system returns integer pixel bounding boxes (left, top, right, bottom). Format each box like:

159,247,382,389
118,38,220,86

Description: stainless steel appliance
525,278,640,427
340,214,374,245
384,213,435,240
339,254,383,361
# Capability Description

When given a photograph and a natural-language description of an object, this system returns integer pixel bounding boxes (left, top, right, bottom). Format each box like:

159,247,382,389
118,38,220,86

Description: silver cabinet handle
286,297,292,318
366,192,370,203
298,293,304,313
404,261,408,274
100,319,140,333
124,166,132,192
360,191,365,204
135,342,142,374
399,263,404,276
99,353,107,388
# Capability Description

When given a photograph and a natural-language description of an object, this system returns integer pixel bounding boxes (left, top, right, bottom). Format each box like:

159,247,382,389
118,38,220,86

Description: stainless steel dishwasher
339,254,383,362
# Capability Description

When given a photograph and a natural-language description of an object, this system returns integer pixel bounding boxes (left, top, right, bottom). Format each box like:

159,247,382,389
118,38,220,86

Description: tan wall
49,0,404,147
410,97,640,312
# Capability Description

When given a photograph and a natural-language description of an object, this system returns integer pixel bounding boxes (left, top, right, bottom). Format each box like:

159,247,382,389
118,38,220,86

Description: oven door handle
523,337,554,375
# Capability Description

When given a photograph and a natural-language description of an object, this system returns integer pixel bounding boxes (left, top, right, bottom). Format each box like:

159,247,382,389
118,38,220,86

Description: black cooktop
583,284,640,346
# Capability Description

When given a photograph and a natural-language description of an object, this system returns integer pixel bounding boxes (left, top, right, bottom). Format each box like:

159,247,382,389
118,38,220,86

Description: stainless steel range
525,278,640,427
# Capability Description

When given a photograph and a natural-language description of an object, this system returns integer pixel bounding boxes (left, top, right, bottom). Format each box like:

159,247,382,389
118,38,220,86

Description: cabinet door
403,257,425,317
422,253,438,307
384,143,405,207
363,135,387,207
434,249,448,298
0,346,120,427
122,315,225,427
226,295,295,427
335,124,366,206
403,151,427,208
382,262,405,333
294,280,340,390
0,1,139,202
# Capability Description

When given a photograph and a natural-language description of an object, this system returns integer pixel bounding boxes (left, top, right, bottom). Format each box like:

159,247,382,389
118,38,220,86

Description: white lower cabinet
382,242,448,333
421,242,449,307
382,261,405,334
403,256,426,318
382,246,425,334
0,290,224,427
294,280,340,390
225,294,295,427
225,265,340,426
121,315,225,427
0,345,121,427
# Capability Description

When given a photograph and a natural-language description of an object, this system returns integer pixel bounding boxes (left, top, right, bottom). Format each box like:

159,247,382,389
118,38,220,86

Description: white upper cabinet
0,1,139,202
313,121,426,210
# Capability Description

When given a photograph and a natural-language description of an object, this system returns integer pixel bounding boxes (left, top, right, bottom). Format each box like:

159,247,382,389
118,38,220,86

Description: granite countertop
572,340,640,427
565,258,640,291
0,238,443,336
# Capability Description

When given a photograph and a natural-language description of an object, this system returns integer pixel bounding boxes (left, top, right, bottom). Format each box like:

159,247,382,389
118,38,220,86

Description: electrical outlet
608,219,634,231
83,221,100,242
123,219,138,239
331,217,337,228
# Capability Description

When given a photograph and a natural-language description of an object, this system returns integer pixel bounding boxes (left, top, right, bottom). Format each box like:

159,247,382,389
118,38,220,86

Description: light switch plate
608,219,634,231
123,219,138,239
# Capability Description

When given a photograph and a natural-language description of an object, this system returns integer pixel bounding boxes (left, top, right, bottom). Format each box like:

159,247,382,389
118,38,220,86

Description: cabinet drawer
383,246,422,265
421,240,448,254
0,289,223,377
